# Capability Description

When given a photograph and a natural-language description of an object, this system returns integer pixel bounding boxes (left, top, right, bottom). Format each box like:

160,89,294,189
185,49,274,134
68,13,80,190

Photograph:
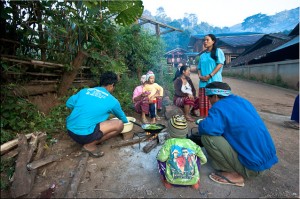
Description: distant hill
229,7,299,33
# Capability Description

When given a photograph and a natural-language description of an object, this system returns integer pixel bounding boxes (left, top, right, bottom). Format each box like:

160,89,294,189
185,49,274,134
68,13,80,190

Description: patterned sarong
199,88,211,117
134,96,162,114
173,96,199,111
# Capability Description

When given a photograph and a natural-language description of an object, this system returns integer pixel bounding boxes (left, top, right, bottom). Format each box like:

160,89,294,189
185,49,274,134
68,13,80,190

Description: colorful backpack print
157,138,207,185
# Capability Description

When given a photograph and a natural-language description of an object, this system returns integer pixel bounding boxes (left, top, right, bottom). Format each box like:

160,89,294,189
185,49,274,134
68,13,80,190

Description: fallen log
65,152,89,198
10,134,32,198
1,133,32,155
143,139,158,153
110,135,151,149
27,147,75,171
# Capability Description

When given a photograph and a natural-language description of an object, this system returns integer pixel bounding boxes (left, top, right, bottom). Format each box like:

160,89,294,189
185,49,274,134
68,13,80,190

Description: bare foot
151,118,156,124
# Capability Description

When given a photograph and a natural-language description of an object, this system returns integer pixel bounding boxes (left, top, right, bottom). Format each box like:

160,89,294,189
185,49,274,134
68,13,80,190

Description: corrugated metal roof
184,52,200,56
220,34,264,47
191,32,262,39
270,36,299,52
164,48,188,55
190,32,265,47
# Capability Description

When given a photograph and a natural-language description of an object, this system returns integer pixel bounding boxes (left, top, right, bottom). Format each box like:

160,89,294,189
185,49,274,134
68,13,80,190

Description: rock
164,105,184,120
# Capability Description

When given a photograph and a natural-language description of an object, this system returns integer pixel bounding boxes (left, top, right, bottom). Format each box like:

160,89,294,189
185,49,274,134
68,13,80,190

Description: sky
142,0,299,27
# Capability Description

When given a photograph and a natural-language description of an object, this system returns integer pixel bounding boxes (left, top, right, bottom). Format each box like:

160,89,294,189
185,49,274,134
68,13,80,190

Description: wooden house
188,32,265,65
164,48,189,67
231,23,299,66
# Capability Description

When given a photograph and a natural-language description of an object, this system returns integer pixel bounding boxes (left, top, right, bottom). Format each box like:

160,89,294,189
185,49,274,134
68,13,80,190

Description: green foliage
0,94,43,135
1,86,70,145
0,158,15,190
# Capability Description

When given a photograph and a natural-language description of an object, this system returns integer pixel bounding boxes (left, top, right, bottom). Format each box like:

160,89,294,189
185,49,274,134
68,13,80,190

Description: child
143,71,164,123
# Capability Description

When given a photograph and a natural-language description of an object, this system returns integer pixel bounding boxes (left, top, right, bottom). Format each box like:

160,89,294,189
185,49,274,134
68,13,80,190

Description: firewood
1,133,32,155
143,139,158,153
110,135,151,149
65,152,89,198
10,134,32,198
26,147,75,171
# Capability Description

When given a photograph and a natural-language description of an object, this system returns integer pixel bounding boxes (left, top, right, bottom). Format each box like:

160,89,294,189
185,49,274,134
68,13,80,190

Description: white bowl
110,117,136,133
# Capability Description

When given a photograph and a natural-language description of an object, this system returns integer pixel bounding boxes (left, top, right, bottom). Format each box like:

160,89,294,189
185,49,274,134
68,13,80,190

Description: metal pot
131,121,166,135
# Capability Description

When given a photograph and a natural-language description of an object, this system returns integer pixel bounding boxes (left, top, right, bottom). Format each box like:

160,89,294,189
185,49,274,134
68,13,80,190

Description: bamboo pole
1,133,33,155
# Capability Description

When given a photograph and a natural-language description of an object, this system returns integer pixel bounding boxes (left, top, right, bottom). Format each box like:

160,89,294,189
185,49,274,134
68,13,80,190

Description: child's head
146,71,155,84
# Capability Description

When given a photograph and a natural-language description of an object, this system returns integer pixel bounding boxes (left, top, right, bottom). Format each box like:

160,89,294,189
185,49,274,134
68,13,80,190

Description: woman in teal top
197,34,225,117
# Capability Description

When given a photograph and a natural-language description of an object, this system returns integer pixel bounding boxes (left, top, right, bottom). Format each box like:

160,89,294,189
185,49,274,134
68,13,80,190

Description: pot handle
130,121,142,127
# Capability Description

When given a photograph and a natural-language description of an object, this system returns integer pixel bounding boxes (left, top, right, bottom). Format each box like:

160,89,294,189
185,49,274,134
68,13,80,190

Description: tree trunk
57,51,88,97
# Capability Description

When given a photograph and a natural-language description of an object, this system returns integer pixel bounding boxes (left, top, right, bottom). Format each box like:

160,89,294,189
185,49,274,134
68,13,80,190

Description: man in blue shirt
66,71,128,158
198,82,278,187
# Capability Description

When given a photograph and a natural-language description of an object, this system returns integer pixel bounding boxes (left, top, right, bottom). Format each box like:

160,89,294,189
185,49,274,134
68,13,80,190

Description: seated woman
143,71,164,124
173,65,200,122
132,75,151,123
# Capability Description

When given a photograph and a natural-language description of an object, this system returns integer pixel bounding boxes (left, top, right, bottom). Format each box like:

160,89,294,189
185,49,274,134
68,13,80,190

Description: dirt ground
2,74,299,198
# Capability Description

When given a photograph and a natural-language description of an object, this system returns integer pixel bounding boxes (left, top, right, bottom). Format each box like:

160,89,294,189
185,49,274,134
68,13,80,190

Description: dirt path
4,74,299,198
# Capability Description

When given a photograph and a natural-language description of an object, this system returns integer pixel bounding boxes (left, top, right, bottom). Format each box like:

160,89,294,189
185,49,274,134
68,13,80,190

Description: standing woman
197,34,225,117
174,65,200,122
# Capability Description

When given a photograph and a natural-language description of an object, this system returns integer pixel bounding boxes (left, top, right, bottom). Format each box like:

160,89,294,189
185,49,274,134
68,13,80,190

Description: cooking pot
130,121,166,135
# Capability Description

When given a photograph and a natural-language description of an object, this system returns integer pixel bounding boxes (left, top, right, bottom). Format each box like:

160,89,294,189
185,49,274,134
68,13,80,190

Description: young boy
143,71,164,123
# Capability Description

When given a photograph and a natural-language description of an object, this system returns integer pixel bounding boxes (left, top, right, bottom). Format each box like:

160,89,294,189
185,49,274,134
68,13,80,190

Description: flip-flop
283,120,299,130
82,147,104,158
209,172,245,187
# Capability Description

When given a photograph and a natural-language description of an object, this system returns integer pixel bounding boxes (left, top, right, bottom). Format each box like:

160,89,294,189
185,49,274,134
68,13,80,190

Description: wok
131,121,166,135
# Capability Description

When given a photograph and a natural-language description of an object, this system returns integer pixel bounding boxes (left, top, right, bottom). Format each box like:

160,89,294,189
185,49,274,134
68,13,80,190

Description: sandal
209,172,244,187
284,120,299,130
82,147,104,158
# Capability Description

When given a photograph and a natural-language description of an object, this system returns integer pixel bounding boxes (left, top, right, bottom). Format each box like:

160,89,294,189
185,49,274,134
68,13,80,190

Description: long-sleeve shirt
143,83,164,99
174,77,196,98
66,87,128,135
198,94,278,171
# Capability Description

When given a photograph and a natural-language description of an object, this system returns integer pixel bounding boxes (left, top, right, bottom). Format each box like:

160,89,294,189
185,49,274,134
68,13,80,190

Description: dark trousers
149,103,156,118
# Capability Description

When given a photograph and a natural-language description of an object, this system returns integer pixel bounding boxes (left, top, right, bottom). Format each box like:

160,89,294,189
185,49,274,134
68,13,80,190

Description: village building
188,32,265,66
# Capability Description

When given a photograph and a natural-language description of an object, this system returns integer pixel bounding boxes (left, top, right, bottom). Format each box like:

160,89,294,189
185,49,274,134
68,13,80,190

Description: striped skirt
199,88,211,117
134,96,162,114
173,96,199,111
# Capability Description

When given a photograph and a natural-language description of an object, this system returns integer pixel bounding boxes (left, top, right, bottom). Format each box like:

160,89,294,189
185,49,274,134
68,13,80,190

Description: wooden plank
1,133,32,155
10,134,32,198
64,153,89,198
26,147,75,171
